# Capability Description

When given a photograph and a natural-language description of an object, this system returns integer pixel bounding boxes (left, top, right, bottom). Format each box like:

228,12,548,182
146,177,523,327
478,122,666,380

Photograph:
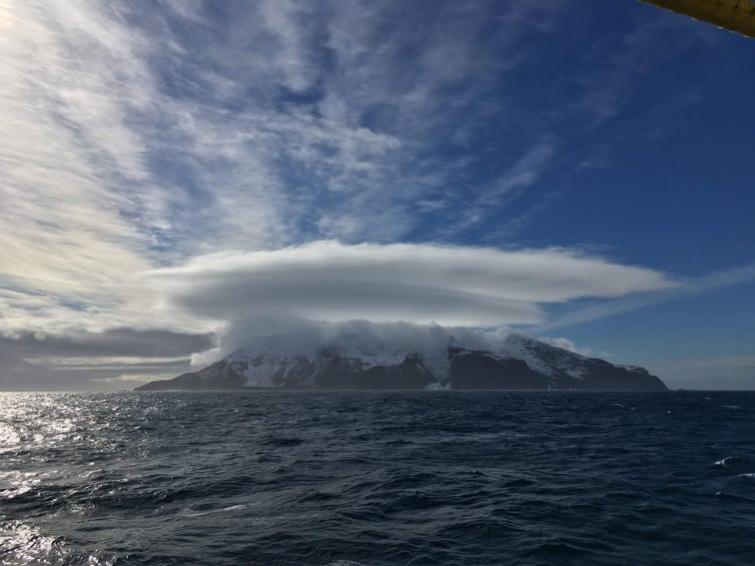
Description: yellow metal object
642,0,755,37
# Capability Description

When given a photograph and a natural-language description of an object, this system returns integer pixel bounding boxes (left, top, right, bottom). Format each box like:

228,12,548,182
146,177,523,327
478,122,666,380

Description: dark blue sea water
1,391,755,565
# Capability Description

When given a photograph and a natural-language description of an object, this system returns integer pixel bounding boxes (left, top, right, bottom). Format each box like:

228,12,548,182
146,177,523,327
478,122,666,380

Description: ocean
1,391,754,565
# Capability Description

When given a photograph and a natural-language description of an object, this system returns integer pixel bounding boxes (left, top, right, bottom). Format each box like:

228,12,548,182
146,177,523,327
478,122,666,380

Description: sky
1,0,754,390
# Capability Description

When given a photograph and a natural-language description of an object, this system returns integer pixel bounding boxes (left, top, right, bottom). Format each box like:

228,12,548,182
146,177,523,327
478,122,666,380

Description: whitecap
184,504,248,517
714,456,750,468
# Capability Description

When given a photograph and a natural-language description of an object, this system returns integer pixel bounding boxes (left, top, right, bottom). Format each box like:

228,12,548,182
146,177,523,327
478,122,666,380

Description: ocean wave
0,391,754,565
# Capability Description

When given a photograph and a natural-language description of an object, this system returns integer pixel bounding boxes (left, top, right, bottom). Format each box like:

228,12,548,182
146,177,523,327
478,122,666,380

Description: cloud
0,328,213,391
191,317,512,368
0,1,159,298
0,2,690,317
0,1,726,389
0,328,214,362
538,336,606,358
437,139,557,237
0,1,568,332
148,240,674,331
576,14,713,123
532,262,755,332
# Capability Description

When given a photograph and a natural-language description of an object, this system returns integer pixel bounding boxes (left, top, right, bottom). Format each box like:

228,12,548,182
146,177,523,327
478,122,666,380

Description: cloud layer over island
1,239,678,388
149,240,676,328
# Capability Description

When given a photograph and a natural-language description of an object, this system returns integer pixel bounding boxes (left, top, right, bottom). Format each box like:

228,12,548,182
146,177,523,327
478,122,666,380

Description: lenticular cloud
147,240,676,328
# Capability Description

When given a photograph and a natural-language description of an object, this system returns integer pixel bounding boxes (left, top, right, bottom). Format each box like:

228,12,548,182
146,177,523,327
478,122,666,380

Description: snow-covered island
135,334,667,391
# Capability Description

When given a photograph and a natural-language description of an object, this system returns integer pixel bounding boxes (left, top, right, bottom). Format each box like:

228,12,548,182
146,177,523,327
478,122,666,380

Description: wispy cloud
436,139,557,238
576,14,713,124
531,263,755,332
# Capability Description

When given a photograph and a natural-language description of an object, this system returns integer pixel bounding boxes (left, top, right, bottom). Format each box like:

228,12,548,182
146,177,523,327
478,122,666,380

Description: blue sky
0,0,753,389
